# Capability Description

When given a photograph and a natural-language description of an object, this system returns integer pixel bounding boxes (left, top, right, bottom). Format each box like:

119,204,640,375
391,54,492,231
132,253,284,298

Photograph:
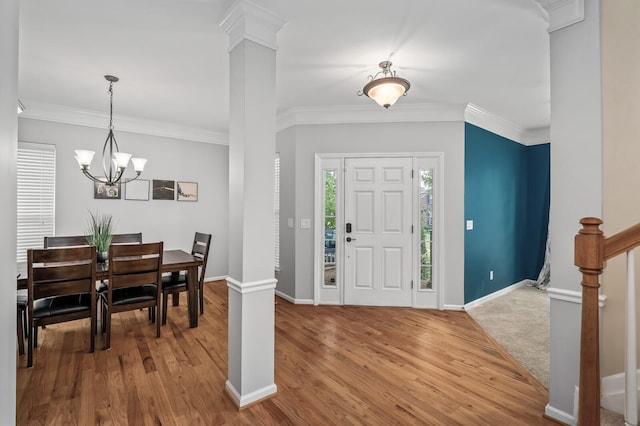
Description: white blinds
274,153,280,270
17,142,56,263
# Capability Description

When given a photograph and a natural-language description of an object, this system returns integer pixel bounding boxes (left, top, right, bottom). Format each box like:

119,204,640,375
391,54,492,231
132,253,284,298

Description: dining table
17,249,202,328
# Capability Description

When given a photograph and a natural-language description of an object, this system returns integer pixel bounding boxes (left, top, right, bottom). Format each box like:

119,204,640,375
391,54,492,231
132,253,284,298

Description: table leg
187,265,198,328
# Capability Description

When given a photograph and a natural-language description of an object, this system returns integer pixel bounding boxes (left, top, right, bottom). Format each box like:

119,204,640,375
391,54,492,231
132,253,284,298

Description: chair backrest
28,246,96,301
108,242,163,292
111,233,142,244
191,232,212,285
44,235,89,248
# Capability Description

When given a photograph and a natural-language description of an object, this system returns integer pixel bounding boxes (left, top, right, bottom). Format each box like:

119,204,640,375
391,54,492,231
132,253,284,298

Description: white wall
601,0,640,378
275,126,296,297
547,0,603,420
18,118,229,279
277,121,465,306
0,0,19,421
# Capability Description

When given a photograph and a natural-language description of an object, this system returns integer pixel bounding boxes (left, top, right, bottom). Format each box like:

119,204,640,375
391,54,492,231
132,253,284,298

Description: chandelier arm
120,172,143,185
80,168,109,184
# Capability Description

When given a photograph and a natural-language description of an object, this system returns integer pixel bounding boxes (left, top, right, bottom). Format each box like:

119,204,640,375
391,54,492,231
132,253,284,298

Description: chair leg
199,281,204,315
34,326,38,348
17,309,25,356
105,308,111,350
172,292,180,307
27,324,33,368
162,291,169,325
156,306,161,338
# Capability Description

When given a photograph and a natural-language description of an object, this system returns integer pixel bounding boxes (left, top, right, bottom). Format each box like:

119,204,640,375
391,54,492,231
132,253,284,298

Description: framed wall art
94,179,121,199
152,179,175,200
125,179,149,201
177,181,198,202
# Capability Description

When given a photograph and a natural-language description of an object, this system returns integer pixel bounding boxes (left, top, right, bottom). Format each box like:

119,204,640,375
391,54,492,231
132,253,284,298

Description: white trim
218,0,287,51
225,380,277,408
536,0,585,33
547,287,608,308
464,103,550,146
463,279,531,310
545,403,576,426
601,370,640,416
277,103,467,133
204,275,228,283
522,126,551,145
19,102,228,145
444,304,464,311
226,277,277,294
274,290,313,305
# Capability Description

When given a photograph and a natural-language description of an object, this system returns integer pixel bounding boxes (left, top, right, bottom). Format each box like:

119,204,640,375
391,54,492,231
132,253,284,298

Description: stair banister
575,217,640,425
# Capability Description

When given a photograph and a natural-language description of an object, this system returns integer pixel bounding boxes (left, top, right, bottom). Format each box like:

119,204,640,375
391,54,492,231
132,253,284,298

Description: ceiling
17,0,550,142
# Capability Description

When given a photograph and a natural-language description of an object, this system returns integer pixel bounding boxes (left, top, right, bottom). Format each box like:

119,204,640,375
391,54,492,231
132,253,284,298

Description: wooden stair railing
575,217,640,425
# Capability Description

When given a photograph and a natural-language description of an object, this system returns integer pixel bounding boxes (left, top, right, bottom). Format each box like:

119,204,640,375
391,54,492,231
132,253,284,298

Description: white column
219,0,286,408
0,0,19,418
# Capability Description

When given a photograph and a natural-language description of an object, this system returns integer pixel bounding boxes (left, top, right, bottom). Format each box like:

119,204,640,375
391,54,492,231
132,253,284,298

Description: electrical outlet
287,218,294,228
490,270,494,280
466,220,474,230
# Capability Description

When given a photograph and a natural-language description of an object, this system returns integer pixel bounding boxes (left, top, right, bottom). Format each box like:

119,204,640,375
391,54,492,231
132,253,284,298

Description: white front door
343,157,413,306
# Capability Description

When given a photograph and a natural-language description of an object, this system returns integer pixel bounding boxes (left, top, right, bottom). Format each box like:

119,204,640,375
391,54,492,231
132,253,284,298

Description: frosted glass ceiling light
358,61,410,109
74,75,146,186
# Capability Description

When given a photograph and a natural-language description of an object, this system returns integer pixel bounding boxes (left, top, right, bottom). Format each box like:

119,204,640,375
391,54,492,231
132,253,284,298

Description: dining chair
26,245,97,368
17,289,27,356
110,233,142,244
161,232,211,325
43,235,89,248
101,242,163,349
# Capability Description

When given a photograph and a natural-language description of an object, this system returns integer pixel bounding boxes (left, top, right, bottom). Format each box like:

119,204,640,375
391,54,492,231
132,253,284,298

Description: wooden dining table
17,249,202,328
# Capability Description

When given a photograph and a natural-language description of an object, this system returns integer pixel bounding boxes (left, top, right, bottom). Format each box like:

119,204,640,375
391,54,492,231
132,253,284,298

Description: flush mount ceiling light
74,75,147,186
358,61,410,109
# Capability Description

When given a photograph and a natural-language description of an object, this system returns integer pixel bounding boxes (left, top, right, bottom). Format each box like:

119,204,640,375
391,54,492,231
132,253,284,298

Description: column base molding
225,380,278,410
227,277,277,294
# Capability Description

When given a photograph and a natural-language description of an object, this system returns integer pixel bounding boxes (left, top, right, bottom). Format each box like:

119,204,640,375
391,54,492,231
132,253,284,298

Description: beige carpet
466,285,624,425
466,285,550,388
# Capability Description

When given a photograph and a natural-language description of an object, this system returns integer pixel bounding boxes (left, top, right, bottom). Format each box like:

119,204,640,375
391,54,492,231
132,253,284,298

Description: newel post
574,217,604,426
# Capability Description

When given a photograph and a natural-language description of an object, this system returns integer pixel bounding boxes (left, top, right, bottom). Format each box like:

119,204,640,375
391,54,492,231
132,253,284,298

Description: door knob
346,237,356,242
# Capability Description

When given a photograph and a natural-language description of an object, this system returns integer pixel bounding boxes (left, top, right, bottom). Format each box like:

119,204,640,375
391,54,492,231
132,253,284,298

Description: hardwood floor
17,281,555,425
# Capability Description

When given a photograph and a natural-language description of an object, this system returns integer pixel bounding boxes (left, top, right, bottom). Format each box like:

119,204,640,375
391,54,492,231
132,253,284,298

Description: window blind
17,142,56,263
274,153,280,271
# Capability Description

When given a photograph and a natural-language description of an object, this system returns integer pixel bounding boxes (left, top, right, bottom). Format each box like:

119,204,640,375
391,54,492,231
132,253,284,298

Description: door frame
313,152,445,309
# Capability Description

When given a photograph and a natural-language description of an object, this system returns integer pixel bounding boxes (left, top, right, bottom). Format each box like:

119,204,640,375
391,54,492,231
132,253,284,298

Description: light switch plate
466,220,474,230
301,218,311,229
287,218,294,228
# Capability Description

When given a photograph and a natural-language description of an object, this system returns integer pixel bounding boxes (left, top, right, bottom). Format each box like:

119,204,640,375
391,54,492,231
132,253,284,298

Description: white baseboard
275,290,314,305
545,403,576,426
443,304,464,311
463,279,532,310
225,380,277,408
204,275,228,283
547,287,608,307
601,370,640,417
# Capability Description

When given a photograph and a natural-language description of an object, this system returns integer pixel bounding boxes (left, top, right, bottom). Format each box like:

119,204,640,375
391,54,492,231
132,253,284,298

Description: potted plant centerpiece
86,211,113,263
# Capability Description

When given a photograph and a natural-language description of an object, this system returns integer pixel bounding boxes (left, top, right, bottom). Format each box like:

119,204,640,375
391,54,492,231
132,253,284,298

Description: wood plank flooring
17,281,555,425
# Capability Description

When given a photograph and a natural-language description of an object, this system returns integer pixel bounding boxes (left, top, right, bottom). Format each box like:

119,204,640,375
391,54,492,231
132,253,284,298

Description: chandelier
358,61,410,109
74,75,146,186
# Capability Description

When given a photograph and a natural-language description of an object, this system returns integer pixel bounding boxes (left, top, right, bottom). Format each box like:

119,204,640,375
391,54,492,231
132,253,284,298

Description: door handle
346,237,356,242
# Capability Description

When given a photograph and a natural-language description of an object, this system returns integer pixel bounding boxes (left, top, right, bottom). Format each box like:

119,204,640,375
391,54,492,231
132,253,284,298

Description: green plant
85,211,113,252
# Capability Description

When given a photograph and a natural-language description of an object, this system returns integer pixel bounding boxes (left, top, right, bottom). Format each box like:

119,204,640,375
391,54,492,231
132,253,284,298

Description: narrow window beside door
419,169,433,290
324,169,337,287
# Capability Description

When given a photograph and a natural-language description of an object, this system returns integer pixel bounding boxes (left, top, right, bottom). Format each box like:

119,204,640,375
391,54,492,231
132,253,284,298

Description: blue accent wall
464,123,549,303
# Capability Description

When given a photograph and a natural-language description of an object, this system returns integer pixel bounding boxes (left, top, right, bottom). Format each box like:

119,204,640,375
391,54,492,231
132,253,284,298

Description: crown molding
535,0,584,32
464,103,549,145
19,101,228,145
219,0,287,51
276,103,467,132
